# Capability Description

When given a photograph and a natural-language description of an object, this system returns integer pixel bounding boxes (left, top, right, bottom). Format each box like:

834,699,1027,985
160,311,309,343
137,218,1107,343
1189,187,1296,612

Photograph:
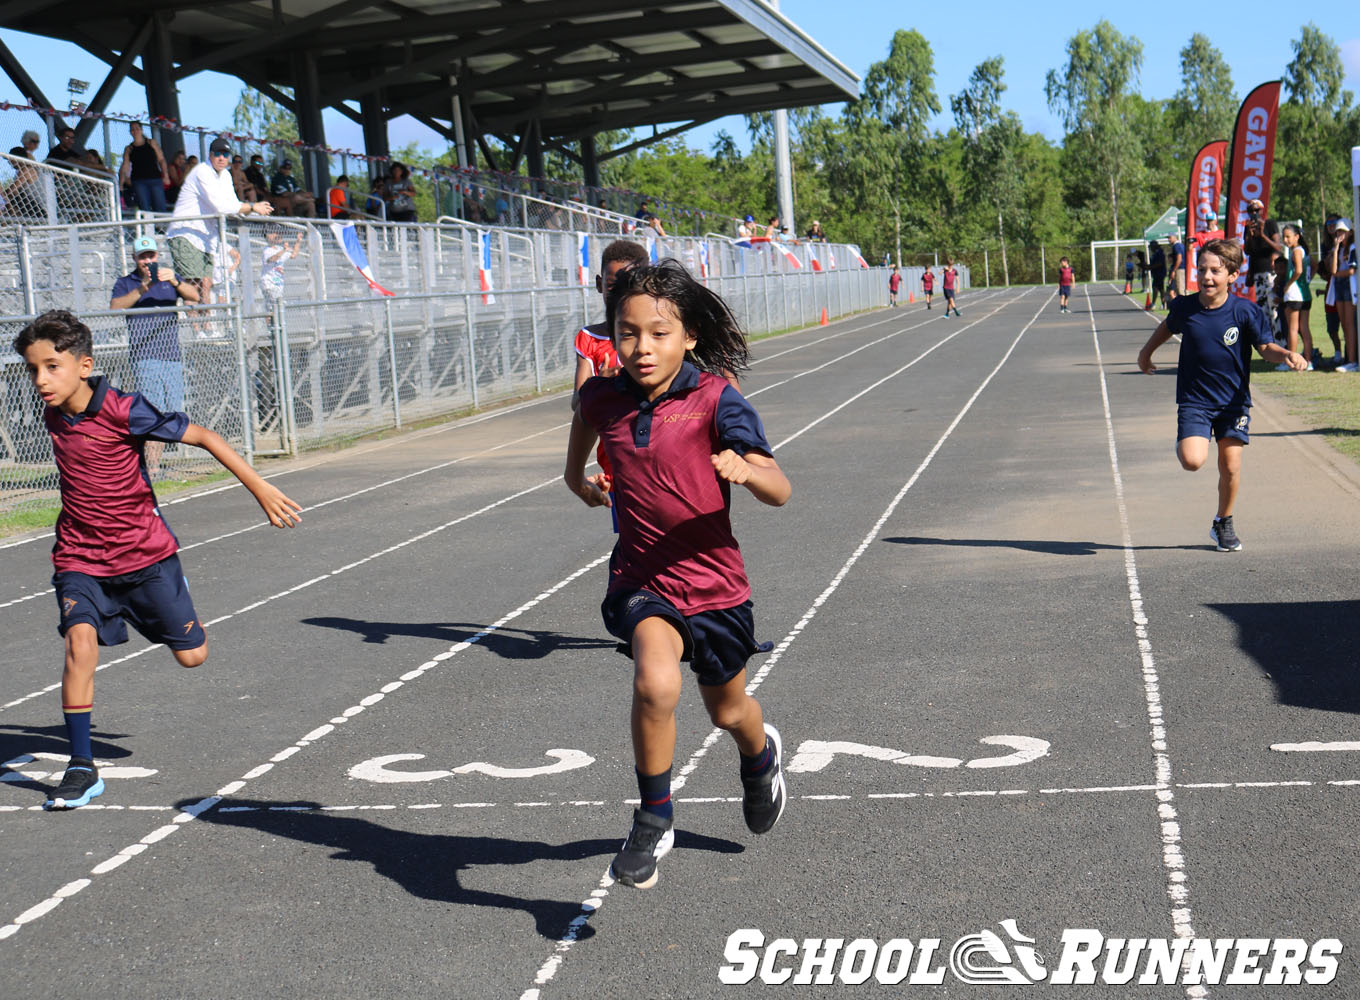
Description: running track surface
1,283,1357,999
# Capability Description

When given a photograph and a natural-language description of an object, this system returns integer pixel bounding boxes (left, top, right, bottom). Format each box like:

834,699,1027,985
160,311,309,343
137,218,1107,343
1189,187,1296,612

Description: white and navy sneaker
45,758,104,810
1211,516,1242,552
741,723,787,835
610,808,675,888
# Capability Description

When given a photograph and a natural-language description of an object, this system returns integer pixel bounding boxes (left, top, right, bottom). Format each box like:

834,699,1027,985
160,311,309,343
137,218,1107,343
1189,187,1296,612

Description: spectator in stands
638,209,666,238
244,154,268,199
806,220,826,242
270,159,316,217
166,135,273,304
2,147,42,218
764,216,781,240
259,225,304,308
109,234,200,478
166,150,187,203
329,175,350,219
494,192,509,224
386,162,416,222
362,176,386,219
82,149,113,178
119,122,169,213
9,129,40,159
737,214,755,239
184,155,199,174
229,154,257,204
1242,198,1282,307
45,125,82,165
211,245,241,305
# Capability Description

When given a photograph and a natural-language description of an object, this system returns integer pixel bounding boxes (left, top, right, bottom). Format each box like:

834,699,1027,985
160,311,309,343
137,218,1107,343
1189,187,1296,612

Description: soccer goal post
1089,239,1154,284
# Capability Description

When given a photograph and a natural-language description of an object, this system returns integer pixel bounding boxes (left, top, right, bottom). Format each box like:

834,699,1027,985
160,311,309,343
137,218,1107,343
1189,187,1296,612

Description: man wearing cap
110,235,201,476
165,136,272,304
737,214,755,239
269,159,316,217
1242,198,1281,307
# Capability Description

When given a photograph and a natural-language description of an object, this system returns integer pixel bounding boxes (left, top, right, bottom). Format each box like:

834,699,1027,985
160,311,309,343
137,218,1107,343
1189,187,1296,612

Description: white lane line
520,288,1047,1000
1086,286,1203,1000
0,548,614,942
1272,742,1360,753
3,776,1328,814
0,294,1014,712
0,298,1001,936
0,421,573,615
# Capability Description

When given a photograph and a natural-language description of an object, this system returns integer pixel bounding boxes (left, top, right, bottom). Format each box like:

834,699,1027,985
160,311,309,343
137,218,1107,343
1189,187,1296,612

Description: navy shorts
1177,404,1250,445
1059,284,1072,296
53,553,205,650
601,589,772,687
943,288,956,301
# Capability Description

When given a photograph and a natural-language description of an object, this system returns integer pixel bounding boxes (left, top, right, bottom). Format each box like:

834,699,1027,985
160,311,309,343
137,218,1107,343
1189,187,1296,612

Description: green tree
951,57,1026,282
1167,34,1237,145
1045,21,1145,239
232,88,300,161
1278,23,1354,225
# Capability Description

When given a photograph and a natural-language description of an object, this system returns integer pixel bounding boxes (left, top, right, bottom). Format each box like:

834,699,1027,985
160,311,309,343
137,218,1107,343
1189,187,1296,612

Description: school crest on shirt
1223,326,1239,346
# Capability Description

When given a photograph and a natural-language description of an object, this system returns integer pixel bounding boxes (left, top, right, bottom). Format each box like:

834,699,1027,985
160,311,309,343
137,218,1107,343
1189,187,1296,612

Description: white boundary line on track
0,294,1004,710
0,292,1011,941
520,289,1045,999
1085,285,1205,1000
5,776,1352,813
0,293,999,612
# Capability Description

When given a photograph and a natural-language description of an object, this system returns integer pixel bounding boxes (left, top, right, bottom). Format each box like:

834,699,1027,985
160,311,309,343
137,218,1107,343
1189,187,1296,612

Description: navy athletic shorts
53,553,205,650
1177,404,1250,445
601,589,772,687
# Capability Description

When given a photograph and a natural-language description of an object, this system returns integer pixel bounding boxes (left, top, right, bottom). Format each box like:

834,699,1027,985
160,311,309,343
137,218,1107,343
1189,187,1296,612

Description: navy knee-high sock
64,708,93,762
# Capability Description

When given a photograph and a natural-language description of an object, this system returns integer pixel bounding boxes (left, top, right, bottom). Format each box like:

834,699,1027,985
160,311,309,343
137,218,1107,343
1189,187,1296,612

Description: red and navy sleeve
127,393,190,442
715,385,772,457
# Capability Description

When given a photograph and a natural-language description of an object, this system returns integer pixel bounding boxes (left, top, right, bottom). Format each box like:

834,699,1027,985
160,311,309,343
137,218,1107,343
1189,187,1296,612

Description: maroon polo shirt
46,376,189,576
578,362,772,615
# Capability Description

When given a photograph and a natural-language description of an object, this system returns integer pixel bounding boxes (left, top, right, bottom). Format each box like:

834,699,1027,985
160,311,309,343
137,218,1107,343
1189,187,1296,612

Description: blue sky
2,2,1358,159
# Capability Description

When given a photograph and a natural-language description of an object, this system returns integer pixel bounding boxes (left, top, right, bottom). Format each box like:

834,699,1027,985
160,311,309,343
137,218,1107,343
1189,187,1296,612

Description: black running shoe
741,724,787,834
610,808,674,889
44,758,104,810
1211,516,1242,552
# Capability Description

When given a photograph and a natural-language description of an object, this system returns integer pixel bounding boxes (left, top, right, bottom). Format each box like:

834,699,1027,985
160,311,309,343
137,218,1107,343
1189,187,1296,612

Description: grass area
0,468,238,539
1249,360,1360,464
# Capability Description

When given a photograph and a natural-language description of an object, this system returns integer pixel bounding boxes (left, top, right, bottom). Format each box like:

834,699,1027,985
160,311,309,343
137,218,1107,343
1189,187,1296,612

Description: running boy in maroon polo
14,310,301,809
565,261,791,888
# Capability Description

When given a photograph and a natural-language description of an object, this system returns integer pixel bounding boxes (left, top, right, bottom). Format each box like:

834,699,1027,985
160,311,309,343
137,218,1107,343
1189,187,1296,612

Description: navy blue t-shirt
1166,294,1273,408
112,272,182,362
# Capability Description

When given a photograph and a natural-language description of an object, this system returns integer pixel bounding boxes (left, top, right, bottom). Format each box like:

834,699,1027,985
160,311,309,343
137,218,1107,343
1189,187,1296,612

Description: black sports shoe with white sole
1211,516,1242,552
741,723,786,834
610,808,675,888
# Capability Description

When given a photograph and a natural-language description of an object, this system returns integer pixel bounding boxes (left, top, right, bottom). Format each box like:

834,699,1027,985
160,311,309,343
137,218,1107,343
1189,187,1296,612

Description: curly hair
605,259,751,377
12,309,94,360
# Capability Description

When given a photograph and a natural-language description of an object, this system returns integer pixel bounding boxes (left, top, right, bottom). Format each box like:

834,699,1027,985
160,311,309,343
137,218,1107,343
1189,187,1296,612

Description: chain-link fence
2,152,118,229
2,302,268,520
2,211,888,525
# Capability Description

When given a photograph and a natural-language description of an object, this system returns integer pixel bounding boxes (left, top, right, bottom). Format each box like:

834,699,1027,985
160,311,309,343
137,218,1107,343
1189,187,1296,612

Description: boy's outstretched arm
179,424,302,527
1256,341,1308,370
711,449,791,507
1137,320,1174,373
564,412,610,507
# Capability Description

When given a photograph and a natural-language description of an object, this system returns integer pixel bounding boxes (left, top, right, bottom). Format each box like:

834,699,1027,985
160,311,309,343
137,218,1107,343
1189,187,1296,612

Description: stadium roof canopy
2,0,858,168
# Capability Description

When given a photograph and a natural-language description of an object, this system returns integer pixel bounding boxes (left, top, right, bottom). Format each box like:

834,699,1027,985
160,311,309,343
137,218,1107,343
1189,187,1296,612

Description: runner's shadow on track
1251,427,1360,438
884,536,1200,555
1205,600,1360,714
299,617,617,659
187,799,742,939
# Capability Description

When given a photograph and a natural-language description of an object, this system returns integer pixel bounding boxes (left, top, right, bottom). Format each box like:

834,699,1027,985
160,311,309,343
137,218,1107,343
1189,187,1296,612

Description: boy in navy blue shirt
14,310,301,809
1137,239,1306,551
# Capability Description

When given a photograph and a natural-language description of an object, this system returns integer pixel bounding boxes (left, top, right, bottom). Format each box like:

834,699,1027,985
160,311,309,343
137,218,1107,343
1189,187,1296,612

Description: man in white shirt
166,135,272,302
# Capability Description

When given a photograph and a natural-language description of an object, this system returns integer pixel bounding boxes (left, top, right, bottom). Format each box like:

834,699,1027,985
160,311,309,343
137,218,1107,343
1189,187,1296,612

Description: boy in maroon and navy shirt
14,310,301,810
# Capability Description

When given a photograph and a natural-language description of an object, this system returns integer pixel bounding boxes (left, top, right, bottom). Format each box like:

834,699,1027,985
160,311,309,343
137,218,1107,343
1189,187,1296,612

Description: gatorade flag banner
330,222,394,297
1185,139,1228,292
577,231,590,286
808,246,823,271
849,246,869,269
647,236,659,264
479,229,495,304
1225,81,1282,297
827,247,837,270
773,242,801,269
698,240,709,279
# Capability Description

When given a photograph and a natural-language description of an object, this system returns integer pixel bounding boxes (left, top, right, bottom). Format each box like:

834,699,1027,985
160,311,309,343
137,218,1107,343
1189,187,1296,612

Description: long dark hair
606,259,751,376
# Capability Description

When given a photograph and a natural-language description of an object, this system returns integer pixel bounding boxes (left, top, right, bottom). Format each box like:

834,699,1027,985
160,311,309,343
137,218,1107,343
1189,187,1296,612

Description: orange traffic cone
908,291,914,303
1123,280,1132,294
1144,289,1152,311
819,307,828,326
